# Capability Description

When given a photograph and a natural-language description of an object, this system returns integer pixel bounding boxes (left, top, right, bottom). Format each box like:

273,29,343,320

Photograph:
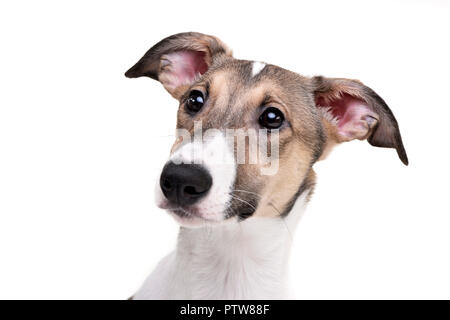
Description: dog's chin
166,208,226,228
156,199,228,228
166,211,217,228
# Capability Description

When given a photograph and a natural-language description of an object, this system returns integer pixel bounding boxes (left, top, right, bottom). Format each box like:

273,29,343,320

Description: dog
125,32,408,299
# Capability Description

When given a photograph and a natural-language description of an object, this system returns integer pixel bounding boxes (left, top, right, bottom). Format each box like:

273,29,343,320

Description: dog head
125,32,408,227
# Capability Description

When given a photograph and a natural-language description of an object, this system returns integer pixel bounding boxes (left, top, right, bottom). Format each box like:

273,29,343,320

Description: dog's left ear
125,32,232,99
311,76,408,165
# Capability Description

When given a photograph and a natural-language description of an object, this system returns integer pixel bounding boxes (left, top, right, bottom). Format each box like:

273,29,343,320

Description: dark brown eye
185,90,204,113
259,107,284,129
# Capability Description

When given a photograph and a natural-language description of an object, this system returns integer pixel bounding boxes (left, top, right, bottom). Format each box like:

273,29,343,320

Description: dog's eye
259,107,284,129
185,90,204,113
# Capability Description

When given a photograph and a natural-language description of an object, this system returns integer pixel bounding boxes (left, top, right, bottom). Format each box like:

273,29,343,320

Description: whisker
232,189,262,199
230,195,256,210
227,206,239,219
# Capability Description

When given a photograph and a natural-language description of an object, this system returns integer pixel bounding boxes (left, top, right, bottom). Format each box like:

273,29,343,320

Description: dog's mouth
157,188,260,227
155,195,225,224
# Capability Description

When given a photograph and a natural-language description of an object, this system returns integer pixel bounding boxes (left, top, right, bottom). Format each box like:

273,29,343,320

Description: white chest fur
133,193,308,300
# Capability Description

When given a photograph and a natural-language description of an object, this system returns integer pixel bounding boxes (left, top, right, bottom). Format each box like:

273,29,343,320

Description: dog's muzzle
159,162,212,207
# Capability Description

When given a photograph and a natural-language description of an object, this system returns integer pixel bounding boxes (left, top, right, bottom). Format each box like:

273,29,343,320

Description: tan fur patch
256,141,314,218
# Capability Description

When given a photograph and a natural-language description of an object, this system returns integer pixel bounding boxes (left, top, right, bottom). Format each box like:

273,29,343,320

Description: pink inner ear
317,94,378,140
162,50,208,89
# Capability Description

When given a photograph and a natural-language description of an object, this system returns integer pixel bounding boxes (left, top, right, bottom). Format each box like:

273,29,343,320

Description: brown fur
125,32,408,218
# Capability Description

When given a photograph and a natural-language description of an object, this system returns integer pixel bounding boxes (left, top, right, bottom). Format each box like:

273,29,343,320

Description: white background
0,0,449,299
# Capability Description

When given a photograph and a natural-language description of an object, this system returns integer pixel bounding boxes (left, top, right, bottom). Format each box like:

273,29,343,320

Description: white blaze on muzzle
156,130,236,222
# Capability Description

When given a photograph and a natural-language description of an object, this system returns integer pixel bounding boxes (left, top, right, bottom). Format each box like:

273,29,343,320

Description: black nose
160,162,213,206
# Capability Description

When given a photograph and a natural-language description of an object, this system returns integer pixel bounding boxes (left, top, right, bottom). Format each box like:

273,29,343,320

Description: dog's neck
134,193,309,299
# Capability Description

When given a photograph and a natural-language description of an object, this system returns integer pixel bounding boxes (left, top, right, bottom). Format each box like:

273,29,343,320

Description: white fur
251,61,266,77
133,192,310,300
155,131,236,226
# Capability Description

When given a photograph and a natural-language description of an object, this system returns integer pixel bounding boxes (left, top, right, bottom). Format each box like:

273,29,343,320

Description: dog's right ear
125,32,232,99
